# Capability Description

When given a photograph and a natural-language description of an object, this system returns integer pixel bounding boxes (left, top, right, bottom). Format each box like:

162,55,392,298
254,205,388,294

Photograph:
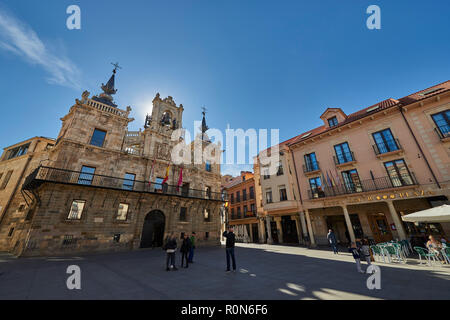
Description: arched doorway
140,210,165,248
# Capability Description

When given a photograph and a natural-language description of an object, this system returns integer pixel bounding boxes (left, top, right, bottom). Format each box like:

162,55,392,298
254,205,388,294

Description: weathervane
202,106,207,116
111,62,122,74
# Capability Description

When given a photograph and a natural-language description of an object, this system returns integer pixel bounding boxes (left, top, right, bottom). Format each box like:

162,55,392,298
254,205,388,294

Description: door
252,224,259,243
368,213,393,243
270,221,279,243
140,210,165,248
281,216,299,243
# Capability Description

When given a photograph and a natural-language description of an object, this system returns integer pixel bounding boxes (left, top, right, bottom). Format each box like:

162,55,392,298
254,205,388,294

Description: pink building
287,81,450,247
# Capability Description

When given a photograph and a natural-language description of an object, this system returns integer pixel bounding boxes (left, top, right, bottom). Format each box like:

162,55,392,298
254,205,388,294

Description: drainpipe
0,140,39,225
398,105,441,189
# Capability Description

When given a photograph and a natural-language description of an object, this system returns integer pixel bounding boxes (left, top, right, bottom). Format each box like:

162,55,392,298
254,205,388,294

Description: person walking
180,233,192,268
360,238,372,266
163,233,178,271
327,229,338,254
223,227,236,273
349,242,365,274
188,232,196,263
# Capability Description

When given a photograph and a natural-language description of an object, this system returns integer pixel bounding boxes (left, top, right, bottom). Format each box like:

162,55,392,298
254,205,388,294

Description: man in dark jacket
180,234,192,268
327,229,338,254
223,227,236,273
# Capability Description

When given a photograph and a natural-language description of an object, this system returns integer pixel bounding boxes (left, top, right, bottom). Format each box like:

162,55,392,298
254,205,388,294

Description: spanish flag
162,164,170,185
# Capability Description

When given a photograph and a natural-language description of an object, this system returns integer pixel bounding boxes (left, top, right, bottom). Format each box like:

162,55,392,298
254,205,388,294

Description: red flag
176,167,183,192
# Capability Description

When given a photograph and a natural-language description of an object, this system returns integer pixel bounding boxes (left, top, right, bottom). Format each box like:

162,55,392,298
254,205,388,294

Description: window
384,159,414,187
372,129,399,154
432,110,450,138
230,193,234,204
263,167,270,179
250,204,256,215
154,177,164,191
237,207,241,219
341,169,363,193
90,129,107,147
205,186,212,199
249,186,255,199
304,153,319,172
122,173,136,190
67,200,86,220
266,190,273,204
204,209,210,221
117,203,129,221
0,170,13,190
243,205,248,217
231,208,235,219
334,142,353,164
205,232,209,239
205,160,212,172
309,177,323,198
113,234,121,243
180,207,187,221
236,191,240,202
279,186,288,201
277,160,284,176
243,189,247,201
78,166,95,185
8,227,14,237
5,143,30,160
328,116,338,127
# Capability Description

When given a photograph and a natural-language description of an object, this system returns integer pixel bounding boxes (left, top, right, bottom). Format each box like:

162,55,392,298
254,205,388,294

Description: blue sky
0,0,449,176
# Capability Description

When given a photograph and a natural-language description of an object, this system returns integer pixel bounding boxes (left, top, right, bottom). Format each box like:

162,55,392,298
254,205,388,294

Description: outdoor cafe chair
414,247,439,266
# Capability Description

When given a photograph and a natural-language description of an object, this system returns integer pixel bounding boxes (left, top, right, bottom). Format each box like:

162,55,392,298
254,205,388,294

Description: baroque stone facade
0,70,223,257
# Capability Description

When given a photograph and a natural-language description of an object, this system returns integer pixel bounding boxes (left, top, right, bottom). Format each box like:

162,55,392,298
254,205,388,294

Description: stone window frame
204,208,211,222
423,103,450,137
0,170,13,190
89,127,108,148
116,203,130,221
180,207,188,222
65,199,87,221
278,185,288,201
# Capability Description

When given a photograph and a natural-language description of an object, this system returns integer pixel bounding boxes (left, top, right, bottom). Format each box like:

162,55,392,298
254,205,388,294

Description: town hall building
0,67,224,257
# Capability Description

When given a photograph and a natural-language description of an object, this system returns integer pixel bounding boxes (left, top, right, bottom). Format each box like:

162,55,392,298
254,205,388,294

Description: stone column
342,206,356,244
249,223,254,243
300,211,308,237
305,209,316,247
265,216,273,244
386,200,407,240
292,216,302,244
274,217,283,244
258,218,266,243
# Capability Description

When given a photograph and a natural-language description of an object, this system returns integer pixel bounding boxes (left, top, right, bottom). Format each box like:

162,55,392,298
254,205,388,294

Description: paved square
0,243,449,300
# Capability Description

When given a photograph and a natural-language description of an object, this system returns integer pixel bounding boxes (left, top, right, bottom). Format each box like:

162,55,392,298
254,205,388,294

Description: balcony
22,166,225,202
303,161,320,176
372,138,403,158
435,127,450,142
307,173,417,200
333,151,356,168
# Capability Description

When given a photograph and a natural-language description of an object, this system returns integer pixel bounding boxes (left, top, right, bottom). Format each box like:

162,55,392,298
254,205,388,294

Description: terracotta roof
398,80,450,106
287,80,450,147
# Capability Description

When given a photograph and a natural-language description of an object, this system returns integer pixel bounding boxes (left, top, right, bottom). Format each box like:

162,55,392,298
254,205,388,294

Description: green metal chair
370,245,384,262
414,247,438,266
442,247,450,264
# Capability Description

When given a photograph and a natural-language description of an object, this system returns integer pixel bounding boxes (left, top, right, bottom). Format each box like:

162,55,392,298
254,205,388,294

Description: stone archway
140,210,165,248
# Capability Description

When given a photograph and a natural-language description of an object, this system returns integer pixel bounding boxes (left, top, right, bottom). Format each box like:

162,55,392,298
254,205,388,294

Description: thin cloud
0,8,81,89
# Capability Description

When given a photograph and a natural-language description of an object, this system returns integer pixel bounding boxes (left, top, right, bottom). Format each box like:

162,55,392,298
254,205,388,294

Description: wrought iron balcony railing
303,161,320,173
333,151,356,165
435,127,450,140
23,166,226,202
307,173,417,199
372,138,402,155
